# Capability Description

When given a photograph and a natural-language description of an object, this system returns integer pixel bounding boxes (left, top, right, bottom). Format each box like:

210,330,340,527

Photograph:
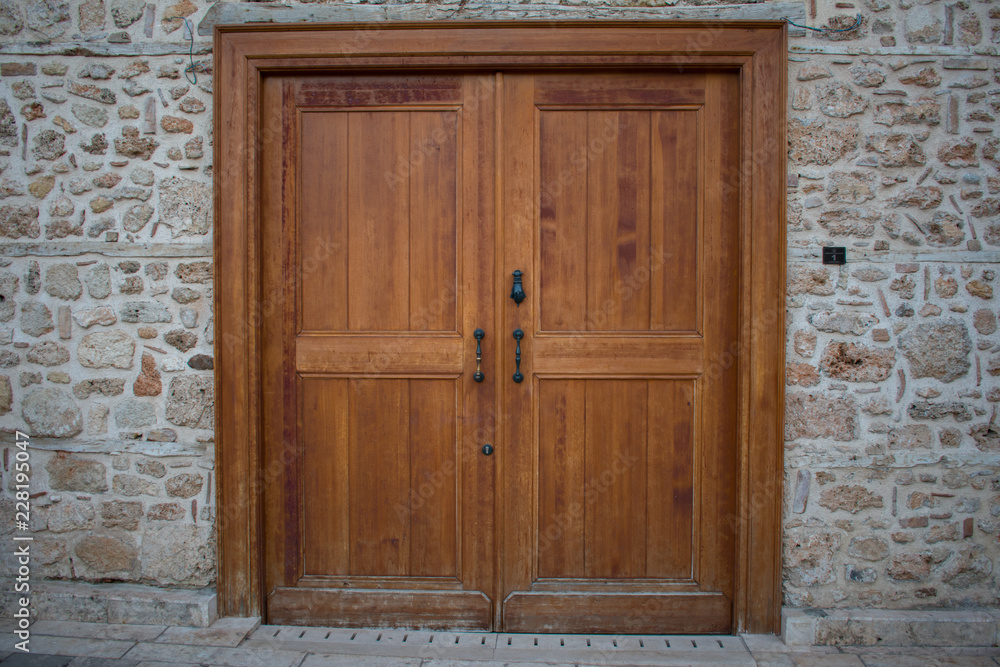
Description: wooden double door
260,68,741,633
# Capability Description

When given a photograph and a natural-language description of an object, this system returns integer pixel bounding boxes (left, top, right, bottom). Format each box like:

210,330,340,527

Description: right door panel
501,71,742,634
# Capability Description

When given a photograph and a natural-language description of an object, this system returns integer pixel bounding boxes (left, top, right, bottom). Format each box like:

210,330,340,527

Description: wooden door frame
214,21,787,634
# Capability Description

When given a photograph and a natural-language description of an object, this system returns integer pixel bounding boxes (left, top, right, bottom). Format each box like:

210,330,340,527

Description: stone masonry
0,0,216,590
0,0,995,631
783,0,1000,613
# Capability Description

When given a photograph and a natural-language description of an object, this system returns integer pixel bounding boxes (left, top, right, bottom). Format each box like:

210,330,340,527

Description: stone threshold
1,581,217,628
783,607,1000,647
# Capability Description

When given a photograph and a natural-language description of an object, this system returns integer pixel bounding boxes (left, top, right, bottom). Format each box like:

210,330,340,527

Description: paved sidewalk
0,619,998,666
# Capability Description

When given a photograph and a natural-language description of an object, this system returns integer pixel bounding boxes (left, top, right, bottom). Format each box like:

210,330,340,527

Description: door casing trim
214,21,787,634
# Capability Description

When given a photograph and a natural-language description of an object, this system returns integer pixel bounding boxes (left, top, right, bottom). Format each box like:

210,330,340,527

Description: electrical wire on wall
783,13,864,33
182,17,198,85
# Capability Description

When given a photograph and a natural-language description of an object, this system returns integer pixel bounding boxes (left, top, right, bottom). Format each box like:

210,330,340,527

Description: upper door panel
297,77,464,335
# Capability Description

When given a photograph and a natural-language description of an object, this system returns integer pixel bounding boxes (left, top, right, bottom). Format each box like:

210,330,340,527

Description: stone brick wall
0,0,996,612
783,0,1000,609
0,0,216,588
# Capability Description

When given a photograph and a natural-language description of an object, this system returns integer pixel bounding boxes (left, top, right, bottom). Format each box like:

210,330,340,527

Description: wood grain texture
499,73,537,629
538,111,588,332
215,30,262,618
269,588,492,630
294,75,464,107
260,77,302,599
538,101,702,335
646,380,695,579
409,112,459,332
531,336,704,375
256,72,495,629
650,110,700,333
501,69,741,634
690,71,740,609
537,379,585,578
216,23,785,634
502,592,731,634
584,111,651,332
743,27,787,635
298,106,460,334
457,73,498,615
299,112,349,333
536,379,696,582
295,335,463,375
583,380,647,578
409,379,459,577
215,24,786,63
301,378,350,575
349,378,411,576
534,74,705,107
348,111,411,331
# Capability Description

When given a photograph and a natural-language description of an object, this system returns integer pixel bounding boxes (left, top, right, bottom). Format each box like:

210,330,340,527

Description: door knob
512,329,524,383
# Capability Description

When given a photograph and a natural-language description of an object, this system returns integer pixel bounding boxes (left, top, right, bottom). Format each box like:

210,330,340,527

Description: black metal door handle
512,329,524,383
473,329,485,383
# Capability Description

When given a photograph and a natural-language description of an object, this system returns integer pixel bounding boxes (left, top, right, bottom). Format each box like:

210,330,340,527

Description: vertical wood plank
261,78,306,591
409,111,459,332
349,378,410,576
538,111,588,331
301,378,350,575
459,73,497,612
348,112,411,331
650,110,699,332
698,71,742,600
259,73,289,607
585,111,651,332
537,379,586,578
746,29,787,634
409,379,458,577
646,380,694,579
299,112,349,332
216,34,257,617
584,380,647,578
500,73,537,615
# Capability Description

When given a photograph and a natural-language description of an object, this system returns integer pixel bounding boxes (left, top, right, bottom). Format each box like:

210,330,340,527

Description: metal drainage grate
494,634,752,664
245,626,753,664
245,627,497,660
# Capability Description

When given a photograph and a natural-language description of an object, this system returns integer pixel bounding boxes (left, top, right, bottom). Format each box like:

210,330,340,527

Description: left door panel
259,73,497,629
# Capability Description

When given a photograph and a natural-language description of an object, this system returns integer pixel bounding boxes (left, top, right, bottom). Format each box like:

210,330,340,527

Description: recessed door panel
537,379,695,581
538,108,700,333
299,110,459,333
300,377,459,578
